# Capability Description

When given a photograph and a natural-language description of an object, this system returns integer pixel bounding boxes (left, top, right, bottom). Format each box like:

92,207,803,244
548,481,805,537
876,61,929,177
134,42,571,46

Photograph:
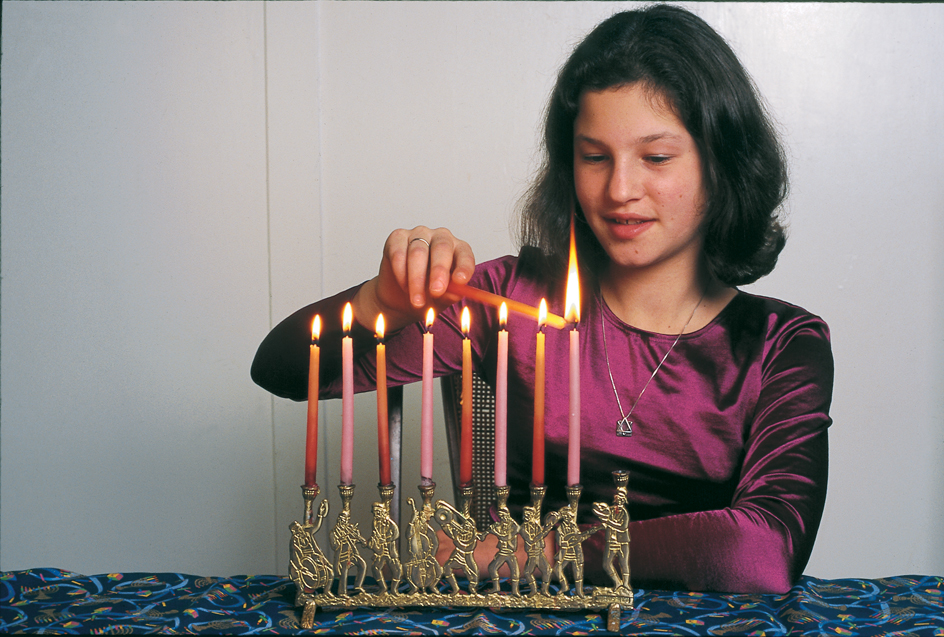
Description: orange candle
532,300,546,486
375,314,391,486
304,315,321,486
460,306,473,486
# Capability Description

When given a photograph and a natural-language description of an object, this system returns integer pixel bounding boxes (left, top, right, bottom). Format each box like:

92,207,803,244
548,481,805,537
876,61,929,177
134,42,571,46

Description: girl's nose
608,159,643,203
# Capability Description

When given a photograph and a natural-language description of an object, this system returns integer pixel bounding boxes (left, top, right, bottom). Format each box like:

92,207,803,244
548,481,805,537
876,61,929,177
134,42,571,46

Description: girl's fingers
406,231,434,308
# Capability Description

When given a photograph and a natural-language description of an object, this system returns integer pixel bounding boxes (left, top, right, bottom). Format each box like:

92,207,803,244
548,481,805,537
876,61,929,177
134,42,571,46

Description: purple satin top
252,249,833,593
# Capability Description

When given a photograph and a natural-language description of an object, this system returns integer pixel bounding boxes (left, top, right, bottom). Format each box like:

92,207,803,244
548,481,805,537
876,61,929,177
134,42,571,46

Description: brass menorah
289,471,633,632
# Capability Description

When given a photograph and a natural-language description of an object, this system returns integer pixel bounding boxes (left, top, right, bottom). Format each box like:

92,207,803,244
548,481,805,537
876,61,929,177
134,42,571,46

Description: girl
252,5,833,594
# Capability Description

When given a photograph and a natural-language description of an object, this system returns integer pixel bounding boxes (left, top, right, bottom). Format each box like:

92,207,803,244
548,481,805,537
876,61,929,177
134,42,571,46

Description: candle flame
343,302,353,334
425,307,435,330
499,302,508,328
375,313,385,340
461,306,471,336
312,315,321,341
538,299,547,330
564,215,580,324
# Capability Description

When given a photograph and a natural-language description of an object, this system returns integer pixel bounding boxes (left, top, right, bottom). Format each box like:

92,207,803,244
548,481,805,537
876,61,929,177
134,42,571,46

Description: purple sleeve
587,318,833,594
250,284,376,401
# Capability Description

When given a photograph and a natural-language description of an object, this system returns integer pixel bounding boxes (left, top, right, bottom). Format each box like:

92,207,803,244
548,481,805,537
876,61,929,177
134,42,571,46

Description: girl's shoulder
714,291,832,366
721,291,829,335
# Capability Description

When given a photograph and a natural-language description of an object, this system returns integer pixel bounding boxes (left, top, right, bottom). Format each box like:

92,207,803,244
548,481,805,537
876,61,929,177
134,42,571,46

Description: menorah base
295,585,633,630
290,473,633,631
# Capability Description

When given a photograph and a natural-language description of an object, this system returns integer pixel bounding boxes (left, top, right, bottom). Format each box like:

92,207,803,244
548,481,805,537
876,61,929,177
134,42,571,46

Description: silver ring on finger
409,237,431,249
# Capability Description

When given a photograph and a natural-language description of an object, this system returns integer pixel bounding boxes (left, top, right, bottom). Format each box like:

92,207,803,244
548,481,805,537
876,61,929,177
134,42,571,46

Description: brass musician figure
520,502,555,597
289,498,332,597
592,484,631,592
552,487,601,598
481,504,521,596
435,499,480,595
330,507,368,597
367,502,402,594
404,496,441,594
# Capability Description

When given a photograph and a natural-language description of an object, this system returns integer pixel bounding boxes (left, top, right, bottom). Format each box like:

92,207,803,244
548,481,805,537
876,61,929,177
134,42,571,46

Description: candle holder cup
289,472,633,631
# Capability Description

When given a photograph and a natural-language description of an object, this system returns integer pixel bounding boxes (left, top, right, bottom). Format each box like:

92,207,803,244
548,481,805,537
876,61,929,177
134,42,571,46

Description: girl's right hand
354,226,476,332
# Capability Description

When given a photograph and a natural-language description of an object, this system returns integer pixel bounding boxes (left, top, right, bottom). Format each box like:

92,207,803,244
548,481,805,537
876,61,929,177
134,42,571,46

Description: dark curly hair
517,4,787,286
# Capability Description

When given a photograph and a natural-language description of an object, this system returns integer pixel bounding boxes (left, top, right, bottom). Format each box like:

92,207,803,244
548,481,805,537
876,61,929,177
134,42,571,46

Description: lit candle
341,302,354,486
421,308,435,483
375,314,391,486
304,315,321,487
460,306,473,486
533,300,547,486
494,302,509,487
565,218,581,487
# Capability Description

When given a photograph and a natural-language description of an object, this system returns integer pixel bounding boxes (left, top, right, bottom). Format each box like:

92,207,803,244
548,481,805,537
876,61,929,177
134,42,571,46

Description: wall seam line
261,1,279,574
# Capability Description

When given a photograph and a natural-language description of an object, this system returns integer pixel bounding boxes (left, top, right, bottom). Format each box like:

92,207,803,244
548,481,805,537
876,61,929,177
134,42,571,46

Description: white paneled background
2,2,942,580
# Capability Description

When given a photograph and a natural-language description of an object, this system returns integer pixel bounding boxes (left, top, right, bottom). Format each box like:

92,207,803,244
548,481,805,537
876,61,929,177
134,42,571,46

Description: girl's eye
582,154,607,164
646,155,671,165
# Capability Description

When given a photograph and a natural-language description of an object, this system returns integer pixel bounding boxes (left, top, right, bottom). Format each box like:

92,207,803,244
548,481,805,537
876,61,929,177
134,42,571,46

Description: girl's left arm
587,317,834,594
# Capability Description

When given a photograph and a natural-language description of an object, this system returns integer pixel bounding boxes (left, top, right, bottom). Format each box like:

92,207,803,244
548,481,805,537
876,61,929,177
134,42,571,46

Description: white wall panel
263,1,325,575
1,1,274,574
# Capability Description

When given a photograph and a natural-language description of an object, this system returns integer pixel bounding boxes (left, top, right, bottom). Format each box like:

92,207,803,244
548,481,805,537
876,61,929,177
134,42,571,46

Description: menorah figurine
405,482,441,594
367,495,401,594
289,485,331,604
482,486,521,596
290,471,634,632
329,484,368,597
435,484,480,595
593,470,632,593
520,484,554,597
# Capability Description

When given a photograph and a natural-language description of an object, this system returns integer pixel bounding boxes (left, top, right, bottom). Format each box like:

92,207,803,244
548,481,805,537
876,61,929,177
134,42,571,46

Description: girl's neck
598,262,736,335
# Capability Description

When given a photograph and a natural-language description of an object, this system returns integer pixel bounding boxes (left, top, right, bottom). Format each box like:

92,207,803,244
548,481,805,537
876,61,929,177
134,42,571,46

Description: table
3,568,943,634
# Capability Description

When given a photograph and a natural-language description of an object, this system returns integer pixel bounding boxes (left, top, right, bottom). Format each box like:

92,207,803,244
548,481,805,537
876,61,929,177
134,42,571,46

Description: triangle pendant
616,416,633,437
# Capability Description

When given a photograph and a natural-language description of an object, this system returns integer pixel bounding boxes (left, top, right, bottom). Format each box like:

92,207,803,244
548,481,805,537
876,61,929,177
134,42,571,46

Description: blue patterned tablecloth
3,568,943,635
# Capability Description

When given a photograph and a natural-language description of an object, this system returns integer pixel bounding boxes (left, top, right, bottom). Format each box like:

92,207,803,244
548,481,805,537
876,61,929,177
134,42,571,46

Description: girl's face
573,83,706,281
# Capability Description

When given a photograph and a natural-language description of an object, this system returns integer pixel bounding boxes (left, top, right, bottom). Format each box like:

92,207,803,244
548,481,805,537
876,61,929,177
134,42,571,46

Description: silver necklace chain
601,291,705,437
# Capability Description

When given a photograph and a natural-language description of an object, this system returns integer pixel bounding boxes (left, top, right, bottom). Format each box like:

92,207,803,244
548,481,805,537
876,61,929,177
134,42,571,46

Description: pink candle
532,300,546,486
421,309,435,482
567,325,580,486
494,303,509,487
304,316,321,487
565,216,581,487
375,314,391,486
340,302,354,485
